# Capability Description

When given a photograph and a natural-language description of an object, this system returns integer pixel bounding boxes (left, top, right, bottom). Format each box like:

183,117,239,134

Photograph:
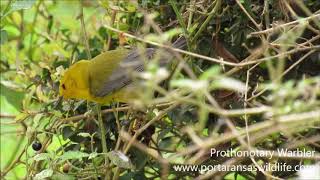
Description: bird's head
59,60,90,100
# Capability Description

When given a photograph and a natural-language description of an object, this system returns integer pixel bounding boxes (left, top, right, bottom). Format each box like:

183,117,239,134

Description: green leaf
170,79,208,91
34,169,53,180
77,132,91,138
14,113,29,122
61,126,76,140
0,29,8,44
120,171,147,180
0,84,24,111
88,152,98,160
2,0,36,18
168,105,196,125
11,0,36,11
26,126,35,139
98,26,108,38
157,128,172,142
224,172,247,180
33,113,43,127
126,2,137,12
129,148,147,170
58,151,89,163
108,151,134,169
51,173,76,180
159,137,173,149
145,28,183,43
209,77,246,92
199,66,220,80
98,0,109,10
2,25,20,38
33,153,51,162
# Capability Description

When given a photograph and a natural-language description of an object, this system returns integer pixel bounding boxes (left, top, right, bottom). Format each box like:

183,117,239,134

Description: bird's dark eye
62,84,66,90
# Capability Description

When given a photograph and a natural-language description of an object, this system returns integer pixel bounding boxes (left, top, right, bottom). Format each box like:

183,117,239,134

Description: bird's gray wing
91,36,187,97
93,48,155,97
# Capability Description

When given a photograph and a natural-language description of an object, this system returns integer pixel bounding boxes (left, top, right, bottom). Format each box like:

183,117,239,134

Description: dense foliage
1,0,319,179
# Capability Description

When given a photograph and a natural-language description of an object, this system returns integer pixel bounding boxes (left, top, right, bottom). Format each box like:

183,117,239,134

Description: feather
90,37,187,97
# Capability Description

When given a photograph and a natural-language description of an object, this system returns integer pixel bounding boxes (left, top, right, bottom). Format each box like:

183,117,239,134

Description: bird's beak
60,93,70,100
59,87,67,99
60,94,67,99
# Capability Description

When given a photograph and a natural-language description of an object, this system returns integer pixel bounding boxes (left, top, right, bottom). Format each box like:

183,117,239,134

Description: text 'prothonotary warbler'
59,37,186,104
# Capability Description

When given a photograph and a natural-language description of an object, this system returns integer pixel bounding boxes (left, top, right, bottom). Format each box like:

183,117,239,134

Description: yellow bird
59,37,186,104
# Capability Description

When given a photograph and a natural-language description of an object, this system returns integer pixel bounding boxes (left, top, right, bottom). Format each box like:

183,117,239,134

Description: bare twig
251,14,320,35
78,0,91,59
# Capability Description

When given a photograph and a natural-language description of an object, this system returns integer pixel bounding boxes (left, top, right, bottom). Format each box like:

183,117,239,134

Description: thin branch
235,0,261,30
79,0,91,59
59,102,174,123
251,14,320,35
95,104,110,179
103,24,319,67
247,50,316,101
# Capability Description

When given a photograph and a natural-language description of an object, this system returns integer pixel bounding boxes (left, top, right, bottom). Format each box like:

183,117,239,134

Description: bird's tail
157,36,187,66
172,36,187,50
